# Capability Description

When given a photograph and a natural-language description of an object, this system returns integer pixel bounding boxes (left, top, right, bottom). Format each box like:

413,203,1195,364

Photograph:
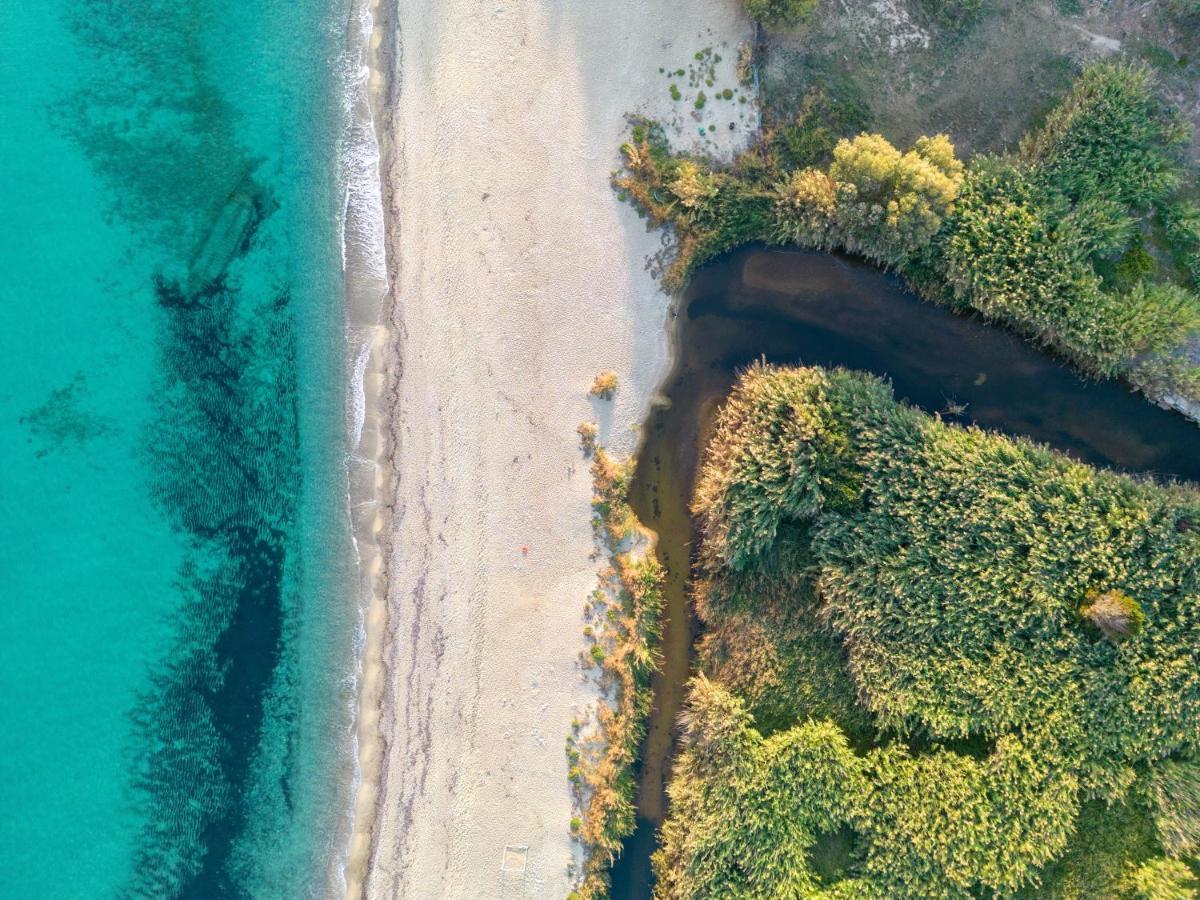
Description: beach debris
943,398,969,417
500,844,529,879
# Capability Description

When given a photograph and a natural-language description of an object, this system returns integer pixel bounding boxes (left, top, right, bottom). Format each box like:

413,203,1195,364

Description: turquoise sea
0,0,369,895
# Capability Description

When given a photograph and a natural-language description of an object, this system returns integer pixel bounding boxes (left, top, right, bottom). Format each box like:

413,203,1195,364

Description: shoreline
336,5,1200,895
348,2,754,896
340,0,397,895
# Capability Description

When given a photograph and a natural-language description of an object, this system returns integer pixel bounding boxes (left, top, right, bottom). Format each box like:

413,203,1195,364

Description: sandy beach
344,1,753,896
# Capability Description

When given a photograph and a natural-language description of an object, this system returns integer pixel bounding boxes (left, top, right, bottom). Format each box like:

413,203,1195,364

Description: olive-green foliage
691,365,858,574
657,680,1077,898
1163,201,1200,289
1167,0,1200,24
942,158,1200,375
663,364,1200,896
1114,240,1156,289
941,160,1117,368
1123,858,1199,899
801,374,1200,791
1022,798,1163,899
857,735,1077,896
938,63,1197,381
936,63,1197,385
699,592,875,742
743,0,818,26
772,87,873,171
654,677,869,900
1150,759,1200,859
918,0,983,26
689,177,776,274
1021,62,1186,210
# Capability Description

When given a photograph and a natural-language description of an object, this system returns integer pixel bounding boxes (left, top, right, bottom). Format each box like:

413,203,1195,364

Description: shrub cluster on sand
616,62,1200,403
569,447,664,900
653,363,1200,897
590,370,618,400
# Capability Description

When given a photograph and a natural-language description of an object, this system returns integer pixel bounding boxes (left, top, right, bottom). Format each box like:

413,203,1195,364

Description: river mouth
609,245,1200,897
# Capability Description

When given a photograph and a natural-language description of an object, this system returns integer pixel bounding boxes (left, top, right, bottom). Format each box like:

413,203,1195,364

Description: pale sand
348,2,754,896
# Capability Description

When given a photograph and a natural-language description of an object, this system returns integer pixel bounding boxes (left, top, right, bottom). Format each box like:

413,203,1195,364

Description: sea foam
334,0,391,896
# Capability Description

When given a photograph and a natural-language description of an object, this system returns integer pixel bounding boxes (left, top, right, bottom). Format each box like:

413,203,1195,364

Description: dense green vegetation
742,0,818,26
654,364,1200,897
617,62,1200,403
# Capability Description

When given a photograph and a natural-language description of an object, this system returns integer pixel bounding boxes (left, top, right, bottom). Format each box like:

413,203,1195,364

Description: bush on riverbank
616,61,1200,402
570,448,664,899
653,363,1200,897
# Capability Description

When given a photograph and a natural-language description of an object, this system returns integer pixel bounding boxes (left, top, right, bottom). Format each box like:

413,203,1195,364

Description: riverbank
351,2,754,896
610,245,1200,891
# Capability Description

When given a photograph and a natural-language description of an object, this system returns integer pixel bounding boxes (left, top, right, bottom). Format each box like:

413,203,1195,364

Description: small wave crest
339,0,389,309
333,0,391,897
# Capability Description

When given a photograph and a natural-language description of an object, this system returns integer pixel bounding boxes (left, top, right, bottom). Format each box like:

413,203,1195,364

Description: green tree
827,133,964,265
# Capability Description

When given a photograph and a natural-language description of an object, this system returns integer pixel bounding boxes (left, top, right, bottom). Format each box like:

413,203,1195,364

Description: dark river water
609,246,1200,897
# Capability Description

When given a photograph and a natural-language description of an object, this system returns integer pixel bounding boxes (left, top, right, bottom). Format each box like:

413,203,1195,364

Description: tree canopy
655,364,1200,898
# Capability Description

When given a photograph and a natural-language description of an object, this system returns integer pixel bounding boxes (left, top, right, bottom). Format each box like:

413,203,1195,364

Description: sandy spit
347,2,754,896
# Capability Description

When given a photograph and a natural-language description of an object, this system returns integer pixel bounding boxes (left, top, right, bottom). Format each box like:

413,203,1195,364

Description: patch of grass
744,0,818,27
1025,799,1162,899
918,0,984,28
1114,240,1157,289
771,86,873,170
1134,39,1184,72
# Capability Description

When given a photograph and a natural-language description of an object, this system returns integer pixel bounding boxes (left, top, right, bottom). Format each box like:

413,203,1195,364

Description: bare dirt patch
763,0,1200,161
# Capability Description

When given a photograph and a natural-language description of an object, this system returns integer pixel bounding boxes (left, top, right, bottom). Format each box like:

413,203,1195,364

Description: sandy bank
348,1,753,896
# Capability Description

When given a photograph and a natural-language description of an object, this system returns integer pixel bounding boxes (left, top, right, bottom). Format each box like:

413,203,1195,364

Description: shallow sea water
0,1,360,895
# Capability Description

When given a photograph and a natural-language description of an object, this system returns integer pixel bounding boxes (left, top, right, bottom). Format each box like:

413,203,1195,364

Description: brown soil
762,0,1200,162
